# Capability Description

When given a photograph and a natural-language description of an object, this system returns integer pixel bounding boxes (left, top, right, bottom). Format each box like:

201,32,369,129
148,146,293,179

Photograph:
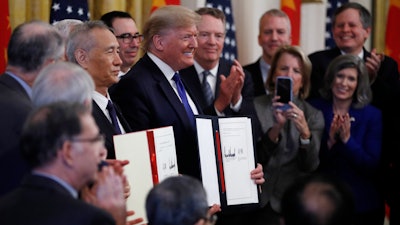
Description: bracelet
300,136,311,145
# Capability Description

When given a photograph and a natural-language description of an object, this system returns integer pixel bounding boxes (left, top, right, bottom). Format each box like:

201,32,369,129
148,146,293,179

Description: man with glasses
101,11,143,78
0,102,127,225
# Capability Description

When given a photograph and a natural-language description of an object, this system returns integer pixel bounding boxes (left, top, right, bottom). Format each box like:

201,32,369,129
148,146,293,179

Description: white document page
113,126,178,225
196,118,221,206
218,117,258,205
152,126,178,181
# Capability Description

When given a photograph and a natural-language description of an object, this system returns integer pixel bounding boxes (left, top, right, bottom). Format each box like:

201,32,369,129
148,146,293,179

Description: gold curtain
8,0,154,33
7,0,390,53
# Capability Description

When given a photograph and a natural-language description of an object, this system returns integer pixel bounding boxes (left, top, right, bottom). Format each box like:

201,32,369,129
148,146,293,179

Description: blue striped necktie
172,73,195,128
201,70,214,106
106,100,122,134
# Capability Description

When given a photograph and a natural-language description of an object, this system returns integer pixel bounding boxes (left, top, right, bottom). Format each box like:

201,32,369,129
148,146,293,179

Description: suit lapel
180,66,207,109
92,101,115,146
143,55,199,128
113,102,132,133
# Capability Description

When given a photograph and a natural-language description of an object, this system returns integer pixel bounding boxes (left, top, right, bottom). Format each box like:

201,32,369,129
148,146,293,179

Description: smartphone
275,76,293,111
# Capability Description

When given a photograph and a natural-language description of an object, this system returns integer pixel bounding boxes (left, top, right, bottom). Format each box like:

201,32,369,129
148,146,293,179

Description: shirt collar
148,52,177,80
5,71,32,98
193,60,218,78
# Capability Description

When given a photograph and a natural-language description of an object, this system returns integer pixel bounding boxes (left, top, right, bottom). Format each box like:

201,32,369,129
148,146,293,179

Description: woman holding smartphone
308,54,384,225
251,45,324,225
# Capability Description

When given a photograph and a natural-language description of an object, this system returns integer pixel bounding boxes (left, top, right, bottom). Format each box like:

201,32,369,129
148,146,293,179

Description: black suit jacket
244,58,267,97
111,53,203,179
308,47,400,100
179,58,255,117
92,100,132,159
0,174,115,225
0,73,32,197
308,47,400,204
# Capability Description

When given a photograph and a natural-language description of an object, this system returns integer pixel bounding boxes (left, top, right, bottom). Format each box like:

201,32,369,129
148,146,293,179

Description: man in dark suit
100,11,142,78
307,3,400,225
66,20,132,159
178,7,264,225
0,20,64,197
243,9,292,97
180,7,254,117
0,102,126,225
111,5,204,180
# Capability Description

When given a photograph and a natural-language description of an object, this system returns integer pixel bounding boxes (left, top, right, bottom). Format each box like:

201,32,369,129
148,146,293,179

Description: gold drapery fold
8,0,152,33
7,0,389,53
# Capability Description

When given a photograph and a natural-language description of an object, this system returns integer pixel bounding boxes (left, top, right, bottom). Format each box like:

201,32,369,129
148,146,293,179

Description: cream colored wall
181,0,372,66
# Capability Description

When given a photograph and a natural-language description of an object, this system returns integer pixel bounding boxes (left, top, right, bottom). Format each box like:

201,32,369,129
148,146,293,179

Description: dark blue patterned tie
201,70,214,106
106,100,122,134
172,73,195,128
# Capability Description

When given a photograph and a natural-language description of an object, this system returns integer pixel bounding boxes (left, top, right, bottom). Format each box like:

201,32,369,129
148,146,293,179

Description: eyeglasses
115,33,144,44
72,133,105,145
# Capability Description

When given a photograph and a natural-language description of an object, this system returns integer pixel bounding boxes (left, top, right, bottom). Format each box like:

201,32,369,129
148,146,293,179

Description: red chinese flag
151,0,180,13
281,0,301,45
0,0,11,73
385,0,400,71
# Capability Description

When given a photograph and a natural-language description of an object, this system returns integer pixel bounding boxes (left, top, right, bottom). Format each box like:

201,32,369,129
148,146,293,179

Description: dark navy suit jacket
0,174,115,225
0,73,32,197
111,53,203,179
179,58,255,117
92,100,132,159
244,58,268,97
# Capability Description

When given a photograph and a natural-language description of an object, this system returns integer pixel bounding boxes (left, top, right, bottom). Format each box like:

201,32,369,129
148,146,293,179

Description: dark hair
319,54,371,108
146,175,209,225
332,2,371,29
7,20,64,72
195,7,226,26
281,173,355,225
20,102,89,168
100,11,134,28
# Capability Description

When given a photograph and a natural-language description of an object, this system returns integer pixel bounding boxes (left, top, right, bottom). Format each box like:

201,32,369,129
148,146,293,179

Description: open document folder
195,116,259,210
113,126,178,225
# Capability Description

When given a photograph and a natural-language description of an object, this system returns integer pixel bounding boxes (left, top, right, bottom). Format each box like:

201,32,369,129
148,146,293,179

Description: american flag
205,0,237,62
325,0,348,49
49,0,90,25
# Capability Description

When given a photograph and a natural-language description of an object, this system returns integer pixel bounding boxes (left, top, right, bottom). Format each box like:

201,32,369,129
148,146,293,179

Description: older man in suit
0,102,126,225
179,7,254,118
0,20,64,197
111,5,204,179
66,20,132,159
180,7,264,224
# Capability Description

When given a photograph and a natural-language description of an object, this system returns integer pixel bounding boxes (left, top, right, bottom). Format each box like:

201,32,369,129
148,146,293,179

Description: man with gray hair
66,20,132,159
32,61,94,109
146,175,216,225
0,20,64,196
